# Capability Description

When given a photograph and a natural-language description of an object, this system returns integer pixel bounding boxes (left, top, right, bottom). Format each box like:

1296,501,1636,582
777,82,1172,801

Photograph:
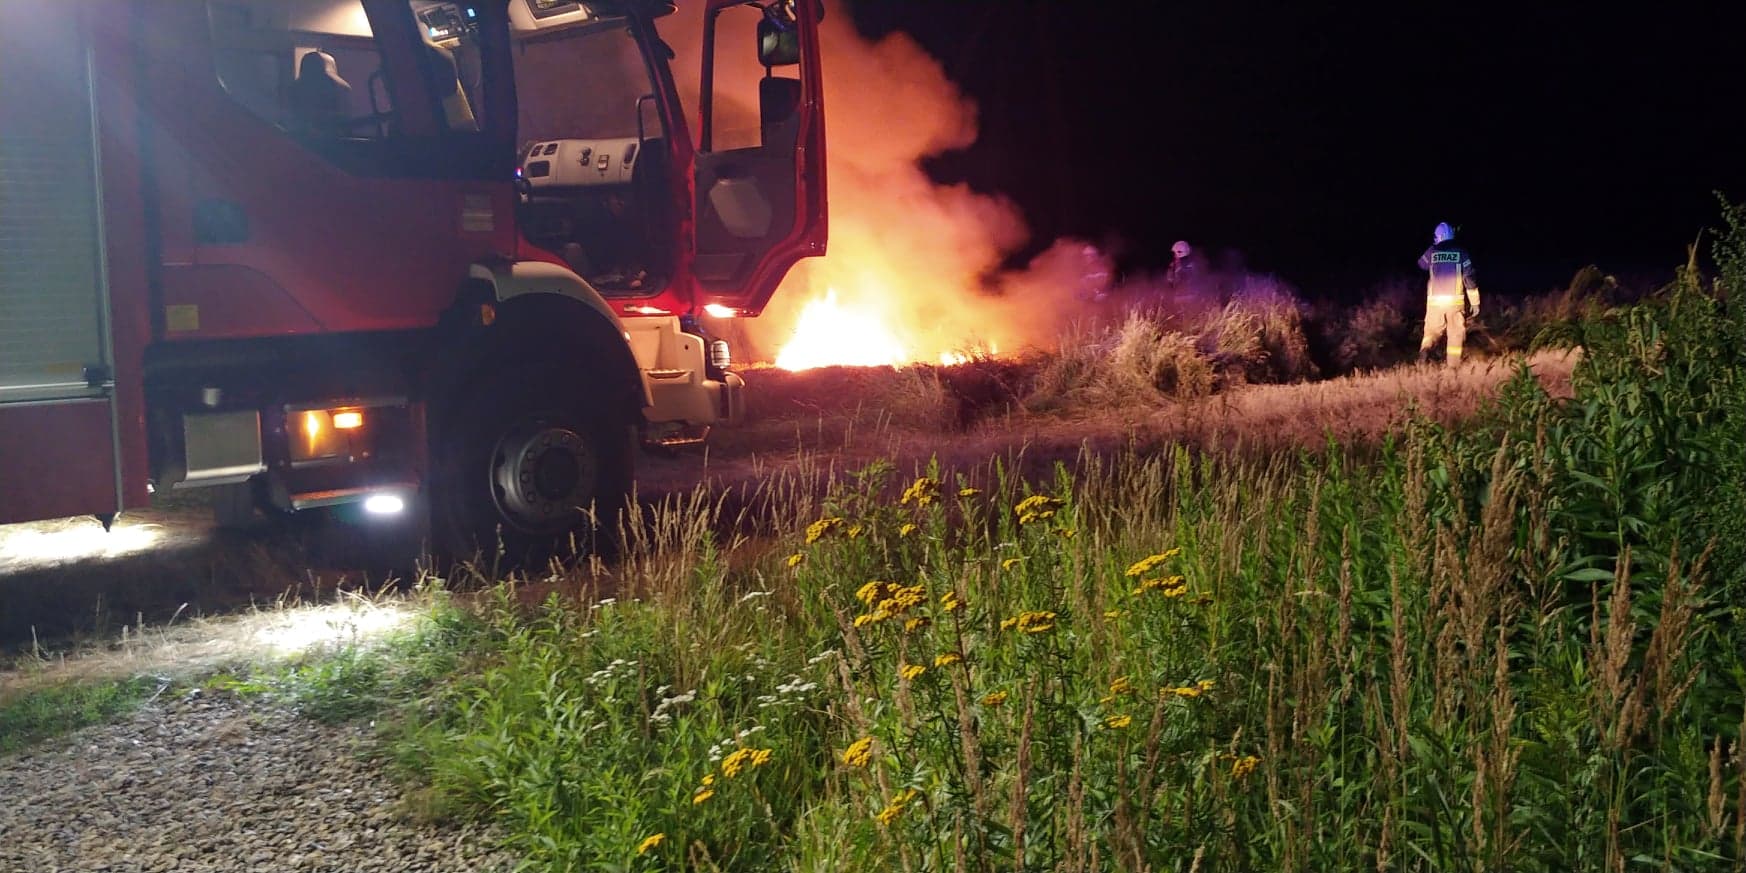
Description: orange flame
774,288,907,371
666,2,1107,370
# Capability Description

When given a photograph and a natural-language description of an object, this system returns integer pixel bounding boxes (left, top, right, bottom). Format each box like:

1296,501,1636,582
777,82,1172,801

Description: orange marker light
332,411,364,430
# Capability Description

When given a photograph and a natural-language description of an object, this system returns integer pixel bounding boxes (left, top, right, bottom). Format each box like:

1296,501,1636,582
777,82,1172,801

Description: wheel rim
488,420,598,534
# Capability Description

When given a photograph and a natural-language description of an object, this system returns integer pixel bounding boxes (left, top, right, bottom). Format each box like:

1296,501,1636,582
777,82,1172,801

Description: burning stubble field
3,210,1744,873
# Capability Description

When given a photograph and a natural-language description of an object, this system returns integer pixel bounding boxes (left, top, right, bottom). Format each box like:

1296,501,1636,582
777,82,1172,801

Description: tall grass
368,207,1746,871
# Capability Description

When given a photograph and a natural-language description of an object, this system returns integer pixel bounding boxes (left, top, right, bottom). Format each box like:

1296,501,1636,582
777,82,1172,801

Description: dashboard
519,138,643,188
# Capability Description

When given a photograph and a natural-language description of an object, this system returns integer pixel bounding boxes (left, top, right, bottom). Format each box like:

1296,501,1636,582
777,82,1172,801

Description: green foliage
362,207,1746,871
276,598,481,725
0,676,159,754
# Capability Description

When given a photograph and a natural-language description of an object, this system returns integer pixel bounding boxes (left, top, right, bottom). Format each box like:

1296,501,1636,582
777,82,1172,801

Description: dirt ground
0,349,1576,652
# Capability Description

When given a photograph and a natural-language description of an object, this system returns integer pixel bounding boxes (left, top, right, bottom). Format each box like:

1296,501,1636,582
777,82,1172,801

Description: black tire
428,358,635,571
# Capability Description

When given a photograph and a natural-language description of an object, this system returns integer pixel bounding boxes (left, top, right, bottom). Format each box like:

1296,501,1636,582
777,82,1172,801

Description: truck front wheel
430,365,634,569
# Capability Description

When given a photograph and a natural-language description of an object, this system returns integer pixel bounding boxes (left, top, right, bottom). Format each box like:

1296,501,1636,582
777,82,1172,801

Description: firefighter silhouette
1417,222,1480,364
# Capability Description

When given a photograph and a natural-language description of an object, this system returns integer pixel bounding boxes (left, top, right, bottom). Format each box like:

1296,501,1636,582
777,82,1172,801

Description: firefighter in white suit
1417,222,1480,364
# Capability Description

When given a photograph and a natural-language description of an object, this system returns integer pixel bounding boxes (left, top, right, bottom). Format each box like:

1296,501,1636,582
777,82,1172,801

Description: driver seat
288,50,350,136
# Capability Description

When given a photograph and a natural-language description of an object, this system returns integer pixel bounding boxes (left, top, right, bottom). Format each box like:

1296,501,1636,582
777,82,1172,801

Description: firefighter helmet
1433,222,1454,243
1172,240,1191,259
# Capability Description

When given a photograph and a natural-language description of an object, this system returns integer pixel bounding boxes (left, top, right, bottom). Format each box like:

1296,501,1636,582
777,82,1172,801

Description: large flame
666,2,1113,370
774,289,906,370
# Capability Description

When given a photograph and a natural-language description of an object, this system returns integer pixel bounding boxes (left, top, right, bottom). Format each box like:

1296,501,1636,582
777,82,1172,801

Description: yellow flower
1197,679,1216,692
939,590,965,613
899,523,918,537
638,833,665,855
904,617,931,633
805,516,844,544
785,552,805,568
1056,527,1076,539
1231,755,1261,779
1014,494,1064,525
1124,549,1182,578
1103,609,1125,620
957,487,980,497
1103,714,1133,730
1004,610,1056,634
852,613,884,628
692,788,715,805
701,773,715,786
1167,685,1203,699
875,788,920,826
1108,676,1134,696
750,748,773,768
1001,557,1024,571
981,690,1009,707
856,580,892,605
1131,574,1187,597
841,736,874,768
721,747,754,778
901,477,939,506
847,523,865,540
900,663,926,681
933,652,962,668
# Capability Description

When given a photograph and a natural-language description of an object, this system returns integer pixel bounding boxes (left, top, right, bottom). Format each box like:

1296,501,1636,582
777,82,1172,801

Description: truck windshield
513,23,662,146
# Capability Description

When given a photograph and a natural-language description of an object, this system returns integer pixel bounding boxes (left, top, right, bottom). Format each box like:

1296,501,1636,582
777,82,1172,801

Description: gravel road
0,689,516,873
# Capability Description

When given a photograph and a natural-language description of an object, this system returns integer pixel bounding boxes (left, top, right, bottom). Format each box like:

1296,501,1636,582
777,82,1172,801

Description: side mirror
757,15,800,67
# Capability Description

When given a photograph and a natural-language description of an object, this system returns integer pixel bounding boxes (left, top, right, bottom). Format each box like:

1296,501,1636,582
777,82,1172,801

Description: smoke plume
663,0,1103,365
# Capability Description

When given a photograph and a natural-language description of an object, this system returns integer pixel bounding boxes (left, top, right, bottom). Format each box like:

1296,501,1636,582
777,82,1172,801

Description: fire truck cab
0,0,826,559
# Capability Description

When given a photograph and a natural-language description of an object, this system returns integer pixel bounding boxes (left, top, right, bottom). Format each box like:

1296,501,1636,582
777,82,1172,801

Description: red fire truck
0,0,826,559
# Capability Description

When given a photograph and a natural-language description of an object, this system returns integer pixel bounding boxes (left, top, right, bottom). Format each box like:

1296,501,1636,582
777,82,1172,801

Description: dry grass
641,348,1578,504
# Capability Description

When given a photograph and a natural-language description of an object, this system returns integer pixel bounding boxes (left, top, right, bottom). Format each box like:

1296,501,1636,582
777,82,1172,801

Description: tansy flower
806,516,844,544
1167,685,1203,699
1109,676,1135,696
875,789,919,826
900,477,939,507
899,523,918,537
856,580,894,605
1000,557,1024,571
933,652,962,668
957,487,980,497
900,663,926,681
701,773,715,786
638,834,665,855
939,591,965,613
1002,610,1056,634
1014,494,1064,525
841,736,874,768
1131,575,1188,597
721,748,755,778
1231,755,1261,779
750,748,773,768
786,552,805,568
981,690,1009,707
692,788,714,805
1056,527,1076,539
847,524,864,540
853,613,885,628
1103,609,1125,619
1103,714,1133,730
1197,679,1215,692
1124,549,1182,578
903,617,931,633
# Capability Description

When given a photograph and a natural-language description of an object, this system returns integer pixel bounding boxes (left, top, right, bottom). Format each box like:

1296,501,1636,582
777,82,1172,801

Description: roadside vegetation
317,204,1744,870
2,203,1739,871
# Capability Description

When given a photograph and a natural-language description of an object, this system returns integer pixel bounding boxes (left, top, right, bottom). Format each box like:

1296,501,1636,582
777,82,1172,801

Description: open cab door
692,0,825,317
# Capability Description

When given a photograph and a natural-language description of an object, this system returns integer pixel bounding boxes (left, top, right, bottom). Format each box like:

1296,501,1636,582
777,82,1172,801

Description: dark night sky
845,2,1746,301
